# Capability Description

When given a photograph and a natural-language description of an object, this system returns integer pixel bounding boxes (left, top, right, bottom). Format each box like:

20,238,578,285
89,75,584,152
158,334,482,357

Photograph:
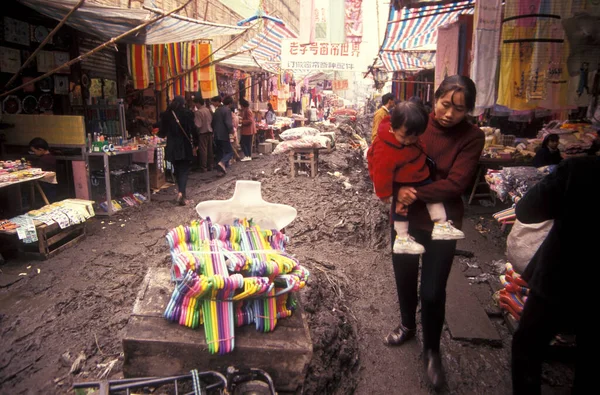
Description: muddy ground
0,117,574,394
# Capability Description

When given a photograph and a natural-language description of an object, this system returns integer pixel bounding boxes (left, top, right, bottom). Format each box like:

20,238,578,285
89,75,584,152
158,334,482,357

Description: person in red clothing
239,99,256,161
367,101,464,255
383,76,485,392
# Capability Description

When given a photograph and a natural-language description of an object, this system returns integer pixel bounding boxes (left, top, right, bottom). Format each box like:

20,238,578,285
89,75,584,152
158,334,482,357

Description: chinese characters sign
332,80,349,90
281,39,362,72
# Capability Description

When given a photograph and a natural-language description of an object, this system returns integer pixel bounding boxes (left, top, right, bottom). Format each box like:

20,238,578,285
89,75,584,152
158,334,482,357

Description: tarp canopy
18,0,248,45
379,0,473,71
240,20,298,74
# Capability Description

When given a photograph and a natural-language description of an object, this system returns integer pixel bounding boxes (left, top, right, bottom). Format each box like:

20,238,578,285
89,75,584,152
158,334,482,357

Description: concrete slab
446,265,502,345
122,267,313,393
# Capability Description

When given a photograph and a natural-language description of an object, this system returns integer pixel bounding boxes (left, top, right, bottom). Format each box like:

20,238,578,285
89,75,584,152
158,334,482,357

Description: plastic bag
272,136,327,154
506,219,554,274
279,127,320,141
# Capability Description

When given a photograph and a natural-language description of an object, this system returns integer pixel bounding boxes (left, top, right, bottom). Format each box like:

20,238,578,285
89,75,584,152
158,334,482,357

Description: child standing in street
367,101,465,254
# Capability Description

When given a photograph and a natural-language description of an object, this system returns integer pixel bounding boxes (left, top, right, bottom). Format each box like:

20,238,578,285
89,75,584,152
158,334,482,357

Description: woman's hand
397,186,417,205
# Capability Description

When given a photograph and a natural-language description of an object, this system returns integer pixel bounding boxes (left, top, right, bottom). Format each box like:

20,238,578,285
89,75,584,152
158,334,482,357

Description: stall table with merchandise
468,158,518,205
0,166,57,210
86,149,150,216
0,199,94,260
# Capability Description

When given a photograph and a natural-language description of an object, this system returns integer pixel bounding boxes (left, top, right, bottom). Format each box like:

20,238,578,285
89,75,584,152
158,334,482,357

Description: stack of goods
485,166,545,203
0,164,45,187
98,192,147,213
272,127,331,154
534,120,598,156
480,127,535,161
495,263,529,321
4,199,95,243
163,218,309,355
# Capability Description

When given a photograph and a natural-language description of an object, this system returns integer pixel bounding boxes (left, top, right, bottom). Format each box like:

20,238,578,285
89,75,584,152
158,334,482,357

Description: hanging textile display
198,43,218,100
152,44,168,91
127,44,149,90
183,42,199,93
163,218,309,355
167,42,185,98
470,0,502,115
497,0,573,111
435,22,460,89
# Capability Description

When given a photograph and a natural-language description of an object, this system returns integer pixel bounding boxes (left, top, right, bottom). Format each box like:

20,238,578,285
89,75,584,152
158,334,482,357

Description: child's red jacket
367,116,430,199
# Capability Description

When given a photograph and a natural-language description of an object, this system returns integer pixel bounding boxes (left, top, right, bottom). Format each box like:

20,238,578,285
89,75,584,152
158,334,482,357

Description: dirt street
0,118,574,394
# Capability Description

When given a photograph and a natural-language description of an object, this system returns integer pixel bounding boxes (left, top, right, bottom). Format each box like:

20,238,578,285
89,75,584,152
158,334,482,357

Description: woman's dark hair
542,133,559,148
240,98,249,108
168,96,185,111
390,101,429,136
434,75,477,112
29,137,49,151
223,96,233,106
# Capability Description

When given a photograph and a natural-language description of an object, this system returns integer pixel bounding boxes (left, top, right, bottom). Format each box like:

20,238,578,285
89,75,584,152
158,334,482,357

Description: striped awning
240,20,298,74
18,0,248,45
379,0,474,71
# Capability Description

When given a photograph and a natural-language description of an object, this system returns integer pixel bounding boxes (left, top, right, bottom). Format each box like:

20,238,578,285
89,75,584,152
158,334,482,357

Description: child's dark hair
542,133,559,148
434,75,477,112
29,137,49,151
390,101,429,136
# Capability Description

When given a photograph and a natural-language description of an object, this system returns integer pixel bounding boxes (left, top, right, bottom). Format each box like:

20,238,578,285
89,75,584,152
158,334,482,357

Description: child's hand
395,203,408,216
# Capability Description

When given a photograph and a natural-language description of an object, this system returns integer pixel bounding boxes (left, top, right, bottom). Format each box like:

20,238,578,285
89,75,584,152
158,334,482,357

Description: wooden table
0,171,56,211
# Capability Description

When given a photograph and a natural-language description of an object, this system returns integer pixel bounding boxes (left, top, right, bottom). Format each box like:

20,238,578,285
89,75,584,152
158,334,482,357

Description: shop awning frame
377,0,474,72
17,0,249,45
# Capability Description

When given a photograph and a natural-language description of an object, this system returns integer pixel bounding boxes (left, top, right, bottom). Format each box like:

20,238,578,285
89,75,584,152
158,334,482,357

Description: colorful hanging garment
167,42,185,98
152,44,167,91
435,22,460,89
198,43,218,100
127,44,149,90
183,42,200,93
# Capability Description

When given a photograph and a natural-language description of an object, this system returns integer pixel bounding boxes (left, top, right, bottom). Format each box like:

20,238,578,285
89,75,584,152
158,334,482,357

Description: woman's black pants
391,227,457,352
173,160,191,199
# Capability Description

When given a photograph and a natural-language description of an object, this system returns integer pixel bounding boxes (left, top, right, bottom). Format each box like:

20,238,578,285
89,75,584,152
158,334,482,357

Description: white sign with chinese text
280,39,362,72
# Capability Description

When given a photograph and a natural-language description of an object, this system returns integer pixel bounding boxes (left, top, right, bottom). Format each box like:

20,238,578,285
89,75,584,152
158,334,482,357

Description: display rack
86,149,150,216
71,99,126,139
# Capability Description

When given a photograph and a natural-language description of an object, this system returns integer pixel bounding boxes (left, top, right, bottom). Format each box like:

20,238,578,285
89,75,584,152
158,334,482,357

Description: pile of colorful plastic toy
163,218,309,355
495,263,529,321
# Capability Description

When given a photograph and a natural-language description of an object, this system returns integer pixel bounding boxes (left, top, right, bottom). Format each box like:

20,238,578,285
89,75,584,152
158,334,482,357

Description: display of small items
480,127,534,162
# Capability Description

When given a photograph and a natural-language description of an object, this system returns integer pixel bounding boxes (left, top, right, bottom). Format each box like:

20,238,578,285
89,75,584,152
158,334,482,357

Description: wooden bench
289,148,319,178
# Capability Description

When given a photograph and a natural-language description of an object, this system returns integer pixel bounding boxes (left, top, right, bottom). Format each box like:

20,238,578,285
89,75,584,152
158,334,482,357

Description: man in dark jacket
211,95,234,174
512,156,597,395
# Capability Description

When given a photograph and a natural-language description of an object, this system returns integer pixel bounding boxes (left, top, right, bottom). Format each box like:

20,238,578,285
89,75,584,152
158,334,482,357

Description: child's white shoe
393,236,425,255
431,221,465,240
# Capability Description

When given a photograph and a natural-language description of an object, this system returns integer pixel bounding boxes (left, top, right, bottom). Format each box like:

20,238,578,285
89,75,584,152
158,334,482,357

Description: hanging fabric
167,42,185,98
183,42,200,93
152,44,167,91
470,0,502,115
198,43,218,100
127,44,149,90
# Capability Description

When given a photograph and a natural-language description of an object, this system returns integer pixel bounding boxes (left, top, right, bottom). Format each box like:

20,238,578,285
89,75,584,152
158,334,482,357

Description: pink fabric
435,22,460,88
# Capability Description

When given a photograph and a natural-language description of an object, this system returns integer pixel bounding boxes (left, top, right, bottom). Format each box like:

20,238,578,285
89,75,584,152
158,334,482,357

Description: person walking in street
385,76,484,391
511,156,596,395
211,95,234,175
192,96,213,172
371,92,395,142
157,96,197,206
239,99,256,161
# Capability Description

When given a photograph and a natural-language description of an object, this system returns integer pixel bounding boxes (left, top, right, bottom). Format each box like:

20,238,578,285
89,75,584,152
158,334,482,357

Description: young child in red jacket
367,101,464,254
